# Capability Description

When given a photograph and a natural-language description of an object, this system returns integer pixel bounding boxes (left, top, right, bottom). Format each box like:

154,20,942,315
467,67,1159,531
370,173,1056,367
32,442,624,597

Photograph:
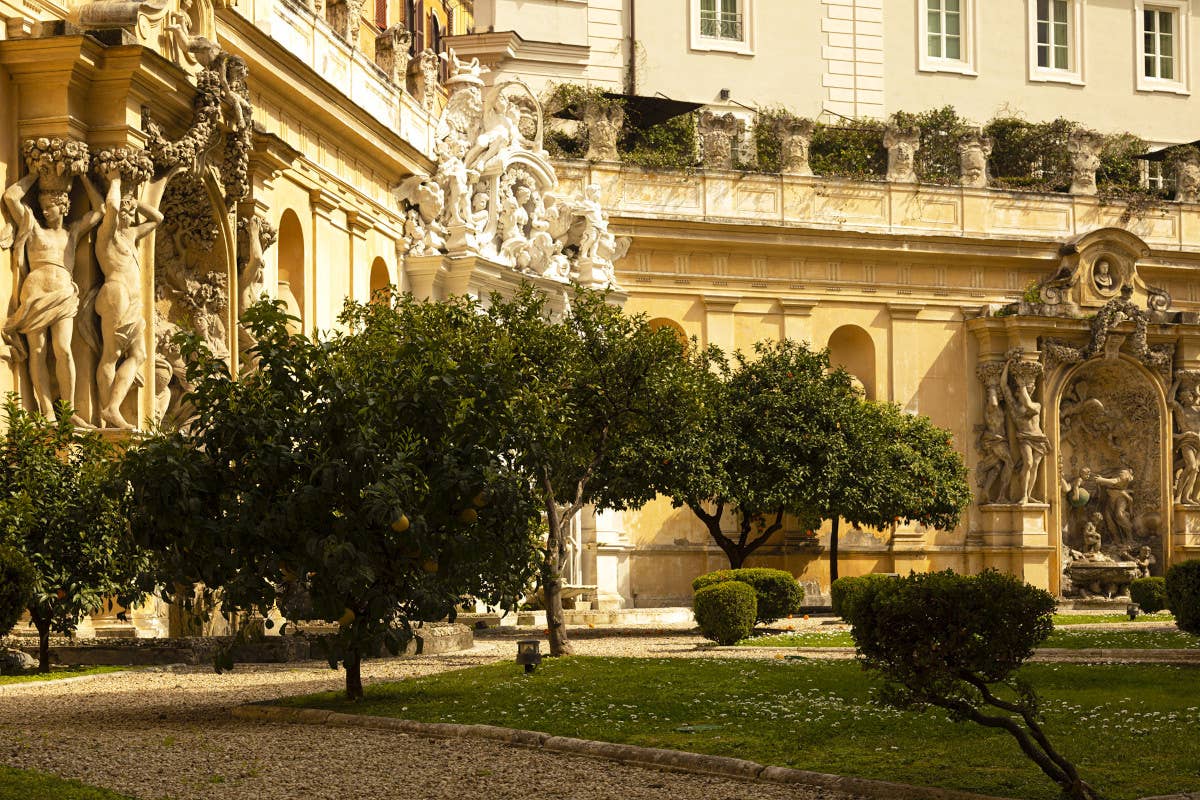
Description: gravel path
0,631,863,800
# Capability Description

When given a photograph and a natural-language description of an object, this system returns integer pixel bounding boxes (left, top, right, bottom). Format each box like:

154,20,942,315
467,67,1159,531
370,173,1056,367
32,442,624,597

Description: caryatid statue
91,147,178,429
2,138,100,425
1001,349,1049,504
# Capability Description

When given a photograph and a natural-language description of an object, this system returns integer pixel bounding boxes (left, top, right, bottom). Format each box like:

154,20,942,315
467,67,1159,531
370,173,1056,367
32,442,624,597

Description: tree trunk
344,647,364,701
829,517,840,585
543,516,573,657
34,615,51,674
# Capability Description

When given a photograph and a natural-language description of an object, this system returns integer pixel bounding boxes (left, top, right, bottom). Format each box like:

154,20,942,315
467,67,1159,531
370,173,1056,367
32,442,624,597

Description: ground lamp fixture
516,639,542,674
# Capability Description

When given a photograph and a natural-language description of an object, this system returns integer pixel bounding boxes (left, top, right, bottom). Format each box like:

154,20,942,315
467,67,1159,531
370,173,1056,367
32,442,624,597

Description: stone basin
1065,560,1139,598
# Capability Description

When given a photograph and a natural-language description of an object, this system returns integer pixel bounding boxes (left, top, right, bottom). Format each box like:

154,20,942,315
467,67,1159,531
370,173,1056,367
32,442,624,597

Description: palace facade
3,1,1200,632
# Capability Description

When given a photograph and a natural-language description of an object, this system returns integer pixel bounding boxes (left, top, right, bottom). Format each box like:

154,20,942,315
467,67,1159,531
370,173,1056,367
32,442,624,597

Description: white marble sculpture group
396,49,629,290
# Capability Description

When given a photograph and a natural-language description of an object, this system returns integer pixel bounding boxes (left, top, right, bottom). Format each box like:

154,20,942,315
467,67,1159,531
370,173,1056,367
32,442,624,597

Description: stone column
886,301,923,408
309,188,340,333
703,294,739,352
592,507,633,610
779,298,816,344
346,210,372,303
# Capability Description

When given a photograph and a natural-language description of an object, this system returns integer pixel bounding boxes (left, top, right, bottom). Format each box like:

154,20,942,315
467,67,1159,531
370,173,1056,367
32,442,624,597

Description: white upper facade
457,0,1200,145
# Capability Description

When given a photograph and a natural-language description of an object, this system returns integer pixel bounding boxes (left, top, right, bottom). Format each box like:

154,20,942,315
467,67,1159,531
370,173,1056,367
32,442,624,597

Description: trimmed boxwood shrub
693,580,757,645
0,545,35,634
830,574,893,619
1165,560,1200,634
1129,576,1168,614
692,568,803,624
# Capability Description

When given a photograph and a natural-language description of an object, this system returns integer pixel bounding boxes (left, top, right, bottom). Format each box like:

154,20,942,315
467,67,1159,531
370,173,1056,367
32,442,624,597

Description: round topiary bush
693,580,757,645
830,576,865,618
0,545,35,634
692,568,803,623
1165,560,1200,634
1129,576,1168,614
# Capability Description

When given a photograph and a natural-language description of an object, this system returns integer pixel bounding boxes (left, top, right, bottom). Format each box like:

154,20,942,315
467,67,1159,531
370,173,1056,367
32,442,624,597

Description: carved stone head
884,124,920,183
958,132,992,189
37,191,69,228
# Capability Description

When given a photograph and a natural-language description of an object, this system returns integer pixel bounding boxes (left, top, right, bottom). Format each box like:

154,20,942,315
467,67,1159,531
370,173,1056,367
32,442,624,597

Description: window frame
1136,0,1190,95
1027,0,1086,85
689,0,755,55
918,0,978,75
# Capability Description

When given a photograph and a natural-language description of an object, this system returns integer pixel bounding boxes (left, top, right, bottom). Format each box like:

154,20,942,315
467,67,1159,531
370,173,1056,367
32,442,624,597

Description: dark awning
552,92,704,128
1136,141,1200,161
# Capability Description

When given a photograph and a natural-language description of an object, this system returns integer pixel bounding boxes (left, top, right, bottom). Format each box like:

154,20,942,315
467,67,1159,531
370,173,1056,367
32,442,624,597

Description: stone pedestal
973,503,1054,591
591,507,632,610
1172,504,1200,563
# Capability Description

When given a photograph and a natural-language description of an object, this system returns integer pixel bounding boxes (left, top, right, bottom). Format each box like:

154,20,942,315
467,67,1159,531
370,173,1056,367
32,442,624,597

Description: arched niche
828,324,876,400
1053,355,1169,578
369,256,391,303
648,317,688,351
277,209,305,334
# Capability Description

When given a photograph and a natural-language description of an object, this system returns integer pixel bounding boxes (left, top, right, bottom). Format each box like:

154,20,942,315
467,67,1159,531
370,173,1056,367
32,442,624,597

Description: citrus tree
657,339,855,568
123,298,543,699
0,396,149,671
486,287,705,656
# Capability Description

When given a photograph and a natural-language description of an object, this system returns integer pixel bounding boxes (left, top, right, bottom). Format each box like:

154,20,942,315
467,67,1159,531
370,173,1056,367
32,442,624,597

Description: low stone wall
0,623,474,667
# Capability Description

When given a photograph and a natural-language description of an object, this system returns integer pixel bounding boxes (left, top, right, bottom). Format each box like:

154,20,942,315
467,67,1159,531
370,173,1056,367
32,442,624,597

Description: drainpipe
626,0,636,95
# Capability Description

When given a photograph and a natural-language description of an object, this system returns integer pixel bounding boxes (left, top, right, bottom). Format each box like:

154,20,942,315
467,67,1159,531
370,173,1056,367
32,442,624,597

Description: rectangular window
1144,8,1177,79
700,0,742,41
927,0,962,60
1036,0,1071,70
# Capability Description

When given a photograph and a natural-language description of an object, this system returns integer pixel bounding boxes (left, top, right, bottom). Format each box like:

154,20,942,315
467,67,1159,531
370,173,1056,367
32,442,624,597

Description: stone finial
581,98,624,162
778,117,814,176
411,48,440,112
958,130,993,189
1174,149,1200,203
375,23,412,85
735,118,756,169
884,123,920,183
327,0,366,43
1067,128,1104,196
698,110,738,170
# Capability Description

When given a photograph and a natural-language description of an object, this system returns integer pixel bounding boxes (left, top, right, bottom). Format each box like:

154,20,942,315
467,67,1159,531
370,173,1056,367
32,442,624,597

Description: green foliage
0,544,34,634
656,339,860,568
486,287,705,654
847,569,1055,691
889,106,972,185
746,107,800,174
1165,559,1200,634
0,397,147,669
692,580,757,645
810,118,887,181
123,297,544,697
984,116,1074,192
542,83,623,160
622,112,698,171
847,569,1099,800
692,567,804,624
829,574,892,619
1129,577,1168,614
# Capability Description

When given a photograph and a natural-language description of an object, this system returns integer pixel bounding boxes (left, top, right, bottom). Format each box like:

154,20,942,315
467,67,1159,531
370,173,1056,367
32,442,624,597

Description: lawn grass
280,657,1200,800
0,767,133,800
0,666,127,686
741,627,1200,650
1053,611,1175,625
